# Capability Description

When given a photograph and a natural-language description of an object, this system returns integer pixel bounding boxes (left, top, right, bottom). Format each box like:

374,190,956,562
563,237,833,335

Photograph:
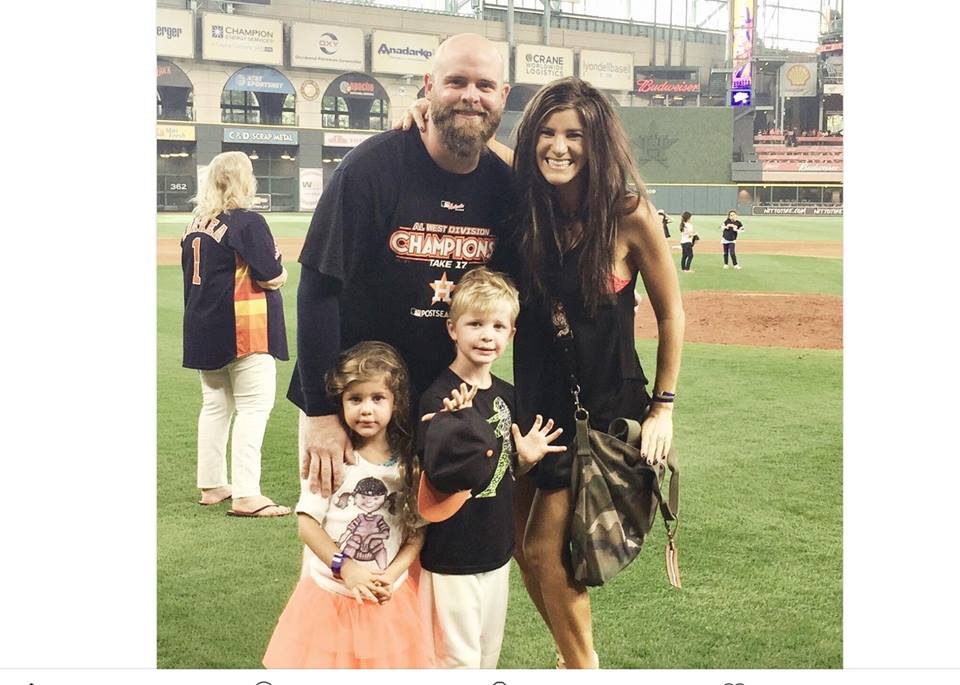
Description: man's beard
429,99,501,159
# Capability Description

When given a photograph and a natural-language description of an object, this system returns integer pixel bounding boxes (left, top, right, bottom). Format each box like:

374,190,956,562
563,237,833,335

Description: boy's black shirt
418,367,515,574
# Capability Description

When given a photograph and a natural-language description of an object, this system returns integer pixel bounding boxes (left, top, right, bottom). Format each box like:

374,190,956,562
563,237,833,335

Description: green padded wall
618,107,734,184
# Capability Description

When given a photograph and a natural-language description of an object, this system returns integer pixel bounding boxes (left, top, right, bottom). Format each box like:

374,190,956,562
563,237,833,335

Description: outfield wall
647,184,739,215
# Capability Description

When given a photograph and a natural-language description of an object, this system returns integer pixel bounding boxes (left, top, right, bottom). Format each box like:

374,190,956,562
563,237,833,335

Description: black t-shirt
287,128,516,410
418,368,516,574
722,219,743,242
181,209,288,370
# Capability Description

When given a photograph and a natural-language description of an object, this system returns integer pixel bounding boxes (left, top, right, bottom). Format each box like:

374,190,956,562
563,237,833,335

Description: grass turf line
158,264,841,669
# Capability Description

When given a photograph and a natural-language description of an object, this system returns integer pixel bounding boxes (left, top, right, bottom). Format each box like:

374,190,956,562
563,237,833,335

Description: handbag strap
556,301,681,529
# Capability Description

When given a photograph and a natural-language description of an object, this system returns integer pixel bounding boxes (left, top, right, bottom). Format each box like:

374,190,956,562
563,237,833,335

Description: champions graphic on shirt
389,222,497,265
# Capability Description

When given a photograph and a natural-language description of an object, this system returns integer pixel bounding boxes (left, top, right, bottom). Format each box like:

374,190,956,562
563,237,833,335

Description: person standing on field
721,210,744,270
287,33,515,500
679,211,697,273
182,150,291,518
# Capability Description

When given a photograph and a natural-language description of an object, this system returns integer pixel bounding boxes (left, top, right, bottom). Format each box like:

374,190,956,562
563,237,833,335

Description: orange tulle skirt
263,573,442,669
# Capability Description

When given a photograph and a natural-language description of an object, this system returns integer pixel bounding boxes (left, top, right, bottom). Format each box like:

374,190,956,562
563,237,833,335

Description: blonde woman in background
181,151,291,517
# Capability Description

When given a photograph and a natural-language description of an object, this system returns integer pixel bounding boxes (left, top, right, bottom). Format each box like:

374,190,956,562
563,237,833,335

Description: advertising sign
634,68,700,94
515,44,574,86
223,127,299,145
202,13,282,66
753,205,842,216
157,124,196,141
291,23,364,71
225,66,295,94
252,194,272,211
299,168,323,212
823,83,843,95
730,0,756,92
157,60,192,89
579,50,633,91
371,30,438,76
779,62,817,97
323,132,375,147
156,8,194,59
730,89,752,106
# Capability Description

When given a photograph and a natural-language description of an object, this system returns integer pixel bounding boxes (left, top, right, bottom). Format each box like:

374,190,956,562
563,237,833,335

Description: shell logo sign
786,64,811,86
780,62,818,97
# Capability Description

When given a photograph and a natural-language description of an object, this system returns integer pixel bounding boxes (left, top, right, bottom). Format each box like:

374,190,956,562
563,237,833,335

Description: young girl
679,211,698,273
263,341,438,668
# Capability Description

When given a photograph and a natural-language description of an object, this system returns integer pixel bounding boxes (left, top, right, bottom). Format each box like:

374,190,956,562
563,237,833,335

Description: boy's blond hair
448,267,520,325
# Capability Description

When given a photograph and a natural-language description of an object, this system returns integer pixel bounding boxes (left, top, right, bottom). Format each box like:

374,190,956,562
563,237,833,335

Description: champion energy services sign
515,44,574,86
291,23,364,71
156,8,194,59
371,31,438,76
578,50,634,91
202,13,282,66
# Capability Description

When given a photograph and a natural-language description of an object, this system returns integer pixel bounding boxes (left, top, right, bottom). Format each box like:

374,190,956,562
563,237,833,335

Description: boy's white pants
421,560,511,668
196,353,276,498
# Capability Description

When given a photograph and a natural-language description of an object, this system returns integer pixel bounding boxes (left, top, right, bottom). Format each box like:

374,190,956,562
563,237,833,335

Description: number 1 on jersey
191,237,202,285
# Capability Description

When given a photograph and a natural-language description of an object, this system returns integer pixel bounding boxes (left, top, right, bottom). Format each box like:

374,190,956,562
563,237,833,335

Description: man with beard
288,33,514,497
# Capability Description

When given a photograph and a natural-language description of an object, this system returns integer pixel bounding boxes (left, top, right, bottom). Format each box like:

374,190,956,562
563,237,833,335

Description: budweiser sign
635,79,700,94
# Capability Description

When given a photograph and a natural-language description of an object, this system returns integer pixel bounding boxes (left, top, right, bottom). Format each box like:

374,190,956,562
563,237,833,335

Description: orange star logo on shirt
429,271,456,304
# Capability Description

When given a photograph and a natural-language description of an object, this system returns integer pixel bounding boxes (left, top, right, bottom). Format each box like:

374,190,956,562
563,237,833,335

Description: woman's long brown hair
513,76,647,311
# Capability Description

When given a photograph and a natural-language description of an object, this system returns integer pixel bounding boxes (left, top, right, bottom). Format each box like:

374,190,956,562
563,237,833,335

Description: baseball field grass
157,214,842,668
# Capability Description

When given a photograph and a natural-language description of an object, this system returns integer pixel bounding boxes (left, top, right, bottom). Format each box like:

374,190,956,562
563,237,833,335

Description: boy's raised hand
421,382,478,422
511,414,566,474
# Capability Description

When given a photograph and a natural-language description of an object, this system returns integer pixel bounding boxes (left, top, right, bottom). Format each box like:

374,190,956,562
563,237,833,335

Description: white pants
422,560,511,668
196,353,276,498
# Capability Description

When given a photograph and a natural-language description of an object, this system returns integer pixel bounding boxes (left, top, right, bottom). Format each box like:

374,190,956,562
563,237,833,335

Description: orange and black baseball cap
417,410,499,523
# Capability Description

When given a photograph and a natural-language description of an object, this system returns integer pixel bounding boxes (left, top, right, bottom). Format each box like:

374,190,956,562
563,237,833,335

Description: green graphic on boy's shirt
475,395,512,498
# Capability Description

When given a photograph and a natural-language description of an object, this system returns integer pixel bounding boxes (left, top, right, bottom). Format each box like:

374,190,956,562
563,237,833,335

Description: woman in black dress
505,78,685,668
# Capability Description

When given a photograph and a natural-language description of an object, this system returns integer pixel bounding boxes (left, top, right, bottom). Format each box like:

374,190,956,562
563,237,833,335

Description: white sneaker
723,264,729,269
734,265,742,270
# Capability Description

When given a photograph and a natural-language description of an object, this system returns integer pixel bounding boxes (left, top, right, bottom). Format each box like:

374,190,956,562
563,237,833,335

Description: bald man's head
423,33,510,160
432,33,505,84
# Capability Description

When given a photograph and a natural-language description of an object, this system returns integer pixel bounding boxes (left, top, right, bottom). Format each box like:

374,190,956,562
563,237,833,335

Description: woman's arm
623,198,685,465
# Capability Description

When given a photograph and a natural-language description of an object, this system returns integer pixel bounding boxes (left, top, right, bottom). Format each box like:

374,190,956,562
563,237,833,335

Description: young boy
416,267,564,668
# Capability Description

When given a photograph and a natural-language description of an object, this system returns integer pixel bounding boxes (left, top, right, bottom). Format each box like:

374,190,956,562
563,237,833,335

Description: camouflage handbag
568,410,681,588
548,298,681,588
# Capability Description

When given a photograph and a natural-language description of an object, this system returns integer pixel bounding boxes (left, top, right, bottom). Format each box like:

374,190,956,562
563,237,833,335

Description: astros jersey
287,128,516,405
181,208,289,370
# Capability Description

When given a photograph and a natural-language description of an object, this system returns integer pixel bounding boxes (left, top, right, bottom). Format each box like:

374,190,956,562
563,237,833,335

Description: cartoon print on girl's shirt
335,477,399,570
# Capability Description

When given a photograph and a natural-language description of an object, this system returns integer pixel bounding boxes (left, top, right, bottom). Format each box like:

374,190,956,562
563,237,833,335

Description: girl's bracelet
331,552,350,579
652,391,676,404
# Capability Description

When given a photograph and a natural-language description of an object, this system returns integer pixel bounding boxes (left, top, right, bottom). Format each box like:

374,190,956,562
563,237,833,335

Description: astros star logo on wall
429,272,456,304
635,121,679,167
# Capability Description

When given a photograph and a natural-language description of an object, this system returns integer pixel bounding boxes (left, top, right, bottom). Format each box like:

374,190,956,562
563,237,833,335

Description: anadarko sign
371,30,438,75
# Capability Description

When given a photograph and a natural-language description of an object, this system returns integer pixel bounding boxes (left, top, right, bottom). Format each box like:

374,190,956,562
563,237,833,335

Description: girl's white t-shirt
680,222,696,244
296,452,417,597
